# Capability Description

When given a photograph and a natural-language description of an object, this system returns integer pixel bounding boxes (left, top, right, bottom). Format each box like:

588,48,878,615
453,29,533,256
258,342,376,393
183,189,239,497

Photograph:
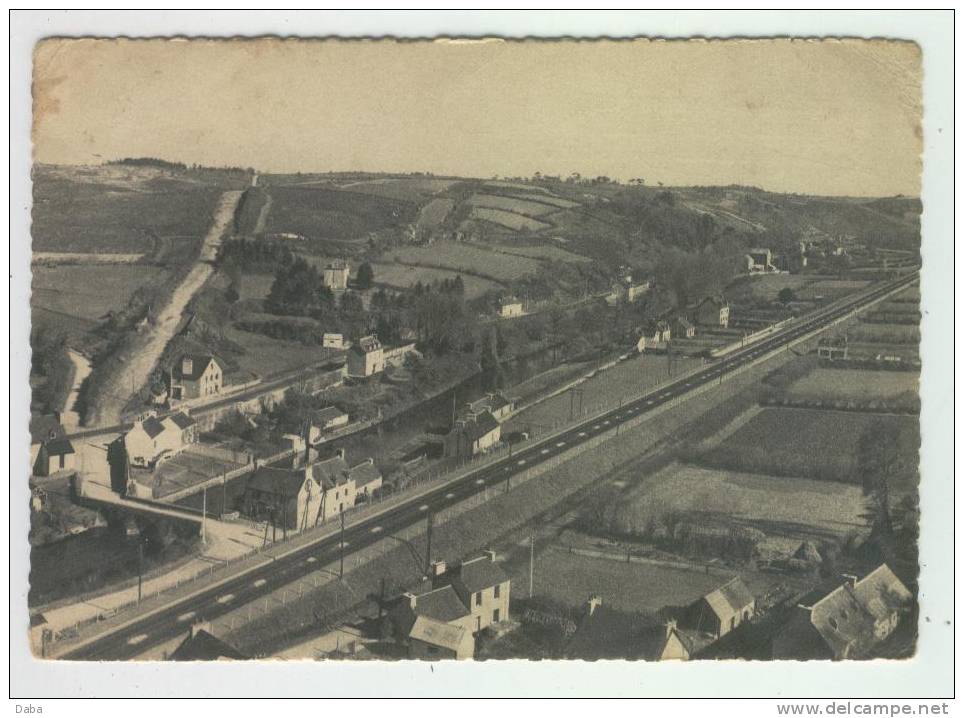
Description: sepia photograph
10,9,955,703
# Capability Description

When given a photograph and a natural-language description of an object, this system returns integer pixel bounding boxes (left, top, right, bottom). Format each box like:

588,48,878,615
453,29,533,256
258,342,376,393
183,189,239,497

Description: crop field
390,242,544,281
506,352,702,431
729,274,816,303
787,368,918,402
31,265,170,321
623,463,869,557
481,181,557,195
370,262,501,298
467,193,562,217
503,193,579,209
32,165,236,255
337,177,457,201
264,187,417,240
470,207,551,232
696,407,919,487
485,243,591,263
415,198,455,231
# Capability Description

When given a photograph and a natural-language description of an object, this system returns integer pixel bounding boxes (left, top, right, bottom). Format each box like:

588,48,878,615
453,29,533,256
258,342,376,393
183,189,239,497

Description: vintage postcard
21,27,939,684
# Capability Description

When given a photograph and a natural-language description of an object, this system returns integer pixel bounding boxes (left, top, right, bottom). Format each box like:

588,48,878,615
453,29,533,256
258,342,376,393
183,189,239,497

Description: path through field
86,191,243,427
61,350,92,430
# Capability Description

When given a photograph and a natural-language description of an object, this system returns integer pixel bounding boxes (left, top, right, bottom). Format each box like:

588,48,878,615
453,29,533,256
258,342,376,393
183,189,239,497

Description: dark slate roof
414,586,471,623
309,455,351,490
142,416,167,439
166,411,196,430
313,406,347,425
173,354,216,381
349,461,382,489
702,577,755,619
170,630,247,661
465,411,500,443
30,414,67,445
567,605,675,661
454,556,509,595
352,336,381,354
245,466,306,497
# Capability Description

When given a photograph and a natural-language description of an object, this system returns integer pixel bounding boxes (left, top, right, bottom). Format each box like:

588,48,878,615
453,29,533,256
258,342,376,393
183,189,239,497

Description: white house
169,355,223,402
347,335,385,378
30,414,76,477
323,260,350,290
124,412,197,468
498,296,524,318
323,332,347,350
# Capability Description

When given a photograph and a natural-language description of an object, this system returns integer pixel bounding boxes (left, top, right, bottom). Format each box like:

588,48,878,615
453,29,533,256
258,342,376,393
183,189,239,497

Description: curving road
60,271,918,660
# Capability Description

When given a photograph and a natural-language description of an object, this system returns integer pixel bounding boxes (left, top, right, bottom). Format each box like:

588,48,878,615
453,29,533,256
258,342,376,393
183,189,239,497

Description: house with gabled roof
692,295,731,328
29,413,75,477
408,615,474,660
771,564,913,660
308,406,350,443
684,576,756,639
567,596,690,661
169,354,223,402
445,409,501,459
170,622,247,661
347,335,384,378
123,411,197,469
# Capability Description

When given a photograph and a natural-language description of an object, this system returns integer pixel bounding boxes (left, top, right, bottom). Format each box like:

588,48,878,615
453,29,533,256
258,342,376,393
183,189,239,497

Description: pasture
390,242,544,282
786,368,918,402
467,193,561,217
31,165,234,256
31,265,170,321
416,197,455,232
337,177,457,201
485,243,591,263
621,463,869,558
695,407,919,487
470,207,551,232
370,262,502,298
221,325,330,380
264,186,417,241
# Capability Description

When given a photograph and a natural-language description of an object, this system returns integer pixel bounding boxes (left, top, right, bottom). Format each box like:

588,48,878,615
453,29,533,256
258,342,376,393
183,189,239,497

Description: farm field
467,193,562,217
415,197,455,231
389,242,544,282
32,164,241,255
263,186,416,241
729,274,816,303
484,242,591,263
506,545,774,614
696,407,919,488
337,177,457,201
31,265,170,321
622,463,870,557
506,352,702,431
787,368,918,402
470,207,551,232
481,180,556,195
370,262,501,298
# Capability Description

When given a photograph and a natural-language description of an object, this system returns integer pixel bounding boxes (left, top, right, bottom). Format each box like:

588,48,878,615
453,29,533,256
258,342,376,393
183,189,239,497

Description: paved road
60,271,918,660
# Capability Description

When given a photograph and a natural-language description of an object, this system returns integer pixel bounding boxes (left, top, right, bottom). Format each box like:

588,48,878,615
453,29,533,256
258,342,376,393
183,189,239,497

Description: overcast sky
33,38,922,197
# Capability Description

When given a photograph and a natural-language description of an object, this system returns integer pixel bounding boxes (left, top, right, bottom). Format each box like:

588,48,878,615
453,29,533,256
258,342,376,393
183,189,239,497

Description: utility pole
424,509,434,576
201,487,207,545
137,539,144,603
529,535,535,598
339,510,346,578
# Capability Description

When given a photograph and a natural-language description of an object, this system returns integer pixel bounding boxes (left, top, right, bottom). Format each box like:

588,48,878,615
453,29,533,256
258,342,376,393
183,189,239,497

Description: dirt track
85,191,243,427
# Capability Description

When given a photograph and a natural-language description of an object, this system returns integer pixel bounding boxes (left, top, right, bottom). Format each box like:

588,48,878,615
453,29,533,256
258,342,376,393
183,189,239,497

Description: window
493,609,500,623
475,591,482,606
59,454,65,469
494,584,501,599
730,616,736,630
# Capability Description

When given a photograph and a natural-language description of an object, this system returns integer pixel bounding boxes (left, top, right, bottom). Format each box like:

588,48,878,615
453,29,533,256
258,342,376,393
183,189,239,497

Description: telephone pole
339,510,346,578
529,535,535,598
201,487,207,544
424,509,434,576
137,539,144,603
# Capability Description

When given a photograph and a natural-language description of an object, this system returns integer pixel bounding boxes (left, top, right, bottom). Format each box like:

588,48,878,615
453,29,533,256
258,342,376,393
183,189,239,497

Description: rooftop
408,615,468,652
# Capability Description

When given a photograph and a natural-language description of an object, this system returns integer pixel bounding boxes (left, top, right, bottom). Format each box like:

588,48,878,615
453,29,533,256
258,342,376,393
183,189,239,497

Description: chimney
664,619,677,639
402,592,417,609
182,357,194,376
587,595,602,617
430,560,447,578
841,574,858,589
482,549,497,563
336,447,346,461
